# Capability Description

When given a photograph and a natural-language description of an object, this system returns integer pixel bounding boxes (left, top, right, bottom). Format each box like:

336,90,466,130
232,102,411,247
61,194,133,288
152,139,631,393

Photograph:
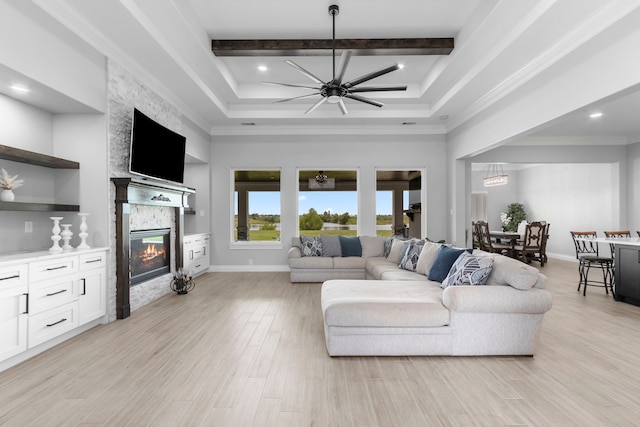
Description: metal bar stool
569,231,614,296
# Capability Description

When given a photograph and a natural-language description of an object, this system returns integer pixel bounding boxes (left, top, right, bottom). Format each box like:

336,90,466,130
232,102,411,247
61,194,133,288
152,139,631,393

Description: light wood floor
2,260,640,426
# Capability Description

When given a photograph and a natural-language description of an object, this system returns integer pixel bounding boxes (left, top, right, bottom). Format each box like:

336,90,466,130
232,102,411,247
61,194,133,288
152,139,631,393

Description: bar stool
569,231,614,296
604,231,631,292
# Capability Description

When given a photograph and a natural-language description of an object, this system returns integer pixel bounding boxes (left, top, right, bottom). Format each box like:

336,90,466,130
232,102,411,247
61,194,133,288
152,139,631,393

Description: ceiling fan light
327,95,341,104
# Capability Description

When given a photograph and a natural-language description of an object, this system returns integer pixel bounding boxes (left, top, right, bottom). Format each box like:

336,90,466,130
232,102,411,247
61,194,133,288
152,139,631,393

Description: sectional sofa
289,235,553,356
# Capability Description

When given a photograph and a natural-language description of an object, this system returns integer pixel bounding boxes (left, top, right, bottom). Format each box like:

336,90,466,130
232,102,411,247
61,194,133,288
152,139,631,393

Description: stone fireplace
112,177,194,319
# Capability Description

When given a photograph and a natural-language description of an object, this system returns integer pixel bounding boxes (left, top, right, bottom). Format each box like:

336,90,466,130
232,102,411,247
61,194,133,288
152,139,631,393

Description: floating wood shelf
0,145,79,169
0,201,80,212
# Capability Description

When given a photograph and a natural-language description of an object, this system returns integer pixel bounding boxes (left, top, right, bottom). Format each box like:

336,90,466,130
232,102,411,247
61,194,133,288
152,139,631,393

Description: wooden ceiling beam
211,38,453,57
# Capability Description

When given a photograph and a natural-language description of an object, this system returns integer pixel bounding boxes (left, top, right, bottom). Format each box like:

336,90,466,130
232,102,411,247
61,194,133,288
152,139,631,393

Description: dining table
489,230,522,245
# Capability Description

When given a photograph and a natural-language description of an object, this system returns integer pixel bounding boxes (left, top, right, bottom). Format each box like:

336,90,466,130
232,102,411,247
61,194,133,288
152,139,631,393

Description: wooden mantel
111,177,195,319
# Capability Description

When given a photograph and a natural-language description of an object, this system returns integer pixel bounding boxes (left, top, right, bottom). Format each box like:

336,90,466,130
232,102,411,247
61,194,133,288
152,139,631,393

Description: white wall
517,163,617,259
209,134,447,269
628,142,640,234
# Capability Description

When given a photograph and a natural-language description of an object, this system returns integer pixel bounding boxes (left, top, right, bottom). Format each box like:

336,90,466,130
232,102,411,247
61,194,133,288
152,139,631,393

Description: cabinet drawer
79,251,106,271
28,301,79,348
29,276,78,314
0,264,28,287
29,256,78,282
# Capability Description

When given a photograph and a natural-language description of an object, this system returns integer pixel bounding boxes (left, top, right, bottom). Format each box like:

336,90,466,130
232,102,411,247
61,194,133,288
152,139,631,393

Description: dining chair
513,222,545,265
569,231,614,296
637,231,640,237
476,220,512,255
471,221,481,249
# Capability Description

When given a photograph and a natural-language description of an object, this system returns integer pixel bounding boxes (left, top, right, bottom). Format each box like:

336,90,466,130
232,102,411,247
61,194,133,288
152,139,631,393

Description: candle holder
170,269,195,295
77,212,90,249
49,217,63,253
60,224,73,251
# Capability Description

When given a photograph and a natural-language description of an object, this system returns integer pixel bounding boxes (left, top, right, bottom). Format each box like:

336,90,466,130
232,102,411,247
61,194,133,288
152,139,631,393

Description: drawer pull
46,289,67,297
46,265,68,271
85,258,102,264
23,293,29,314
81,278,86,296
46,318,67,327
0,274,20,281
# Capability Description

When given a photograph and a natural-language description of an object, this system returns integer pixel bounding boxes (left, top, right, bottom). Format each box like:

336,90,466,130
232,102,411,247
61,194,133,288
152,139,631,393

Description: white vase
0,189,15,202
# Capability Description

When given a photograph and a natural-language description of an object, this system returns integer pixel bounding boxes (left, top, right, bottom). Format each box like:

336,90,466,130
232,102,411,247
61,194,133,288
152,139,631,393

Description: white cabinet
184,233,210,276
0,248,107,366
0,264,28,362
78,251,107,324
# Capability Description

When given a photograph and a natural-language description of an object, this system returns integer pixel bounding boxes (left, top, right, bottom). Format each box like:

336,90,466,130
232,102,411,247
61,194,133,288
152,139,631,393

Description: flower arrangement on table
170,268,195,295
500,203,527,232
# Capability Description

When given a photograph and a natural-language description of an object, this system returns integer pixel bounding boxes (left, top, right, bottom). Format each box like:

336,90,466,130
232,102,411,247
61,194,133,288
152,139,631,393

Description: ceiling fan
263,4,407,115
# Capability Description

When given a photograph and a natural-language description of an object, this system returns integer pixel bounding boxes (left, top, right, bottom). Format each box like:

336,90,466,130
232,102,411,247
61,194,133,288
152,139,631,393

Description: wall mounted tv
129,108,186,184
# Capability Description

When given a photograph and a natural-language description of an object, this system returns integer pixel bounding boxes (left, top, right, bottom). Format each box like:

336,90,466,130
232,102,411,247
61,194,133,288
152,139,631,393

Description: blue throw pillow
427,245,472,282
339,235,362,257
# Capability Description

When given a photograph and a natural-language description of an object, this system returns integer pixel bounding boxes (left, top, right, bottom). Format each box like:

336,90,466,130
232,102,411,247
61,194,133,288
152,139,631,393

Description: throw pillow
428,245,472,282
387,238,410,264
399,240,426,271
339,235,362,257
415,241,443,275
360,236,385,258
319,234,341,257
383,237,394,258
300,235,322,257
441,252,494,289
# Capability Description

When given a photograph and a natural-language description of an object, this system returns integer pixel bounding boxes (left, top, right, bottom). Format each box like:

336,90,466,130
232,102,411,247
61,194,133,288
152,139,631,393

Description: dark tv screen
129,108,186,184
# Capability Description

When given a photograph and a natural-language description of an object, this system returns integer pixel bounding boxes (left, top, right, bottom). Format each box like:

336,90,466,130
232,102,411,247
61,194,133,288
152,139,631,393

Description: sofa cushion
300,235,322,256
322,280,450,328
380,269,429,281
399,239,425,271
360,236,385,258
333,256,367,269
366,258,401,280
428,246,472,282
339,236,362,257
441,252,494,288
415,241,443,276
474,250,540,290
289,255,334,269
319,234,342,257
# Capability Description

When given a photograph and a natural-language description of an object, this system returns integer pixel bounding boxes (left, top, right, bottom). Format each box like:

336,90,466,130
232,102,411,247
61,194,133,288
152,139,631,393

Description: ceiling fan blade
343,64,401,89
338,98,348,115
344,94,385,108
305,97,328,114
273,93,321,103
263,81,321,90
334,50,352,85
285,60,325,84
348,86,407,93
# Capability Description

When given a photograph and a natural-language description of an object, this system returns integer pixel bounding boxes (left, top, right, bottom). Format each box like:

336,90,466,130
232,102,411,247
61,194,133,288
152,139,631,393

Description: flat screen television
129,108,186,184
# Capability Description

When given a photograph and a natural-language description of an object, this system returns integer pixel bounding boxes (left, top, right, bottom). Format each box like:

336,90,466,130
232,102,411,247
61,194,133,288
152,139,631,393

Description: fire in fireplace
130,228,170,285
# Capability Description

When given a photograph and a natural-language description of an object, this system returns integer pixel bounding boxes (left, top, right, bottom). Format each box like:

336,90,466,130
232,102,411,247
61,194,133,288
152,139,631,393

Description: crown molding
210,124,446,137
512,135,630,146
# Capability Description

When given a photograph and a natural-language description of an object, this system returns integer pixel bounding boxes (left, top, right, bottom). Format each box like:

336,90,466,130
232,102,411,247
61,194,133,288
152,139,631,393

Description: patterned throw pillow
399,240,425,272
383,238,394,258
300,235,322,257
441,253,494,289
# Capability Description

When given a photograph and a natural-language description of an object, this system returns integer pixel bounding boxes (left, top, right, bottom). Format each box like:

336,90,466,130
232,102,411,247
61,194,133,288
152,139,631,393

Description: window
233,170,281,242
298,169,358,236
376,170,423,238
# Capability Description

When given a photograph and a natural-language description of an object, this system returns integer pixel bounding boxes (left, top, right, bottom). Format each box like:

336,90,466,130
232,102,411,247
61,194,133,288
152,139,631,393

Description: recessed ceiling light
10,84,29,94
398,63,405,70
258,65,267,72
589,112,603,119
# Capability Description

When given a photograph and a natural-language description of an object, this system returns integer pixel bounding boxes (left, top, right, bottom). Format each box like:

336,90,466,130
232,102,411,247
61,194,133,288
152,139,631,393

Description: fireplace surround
112,177,195,319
